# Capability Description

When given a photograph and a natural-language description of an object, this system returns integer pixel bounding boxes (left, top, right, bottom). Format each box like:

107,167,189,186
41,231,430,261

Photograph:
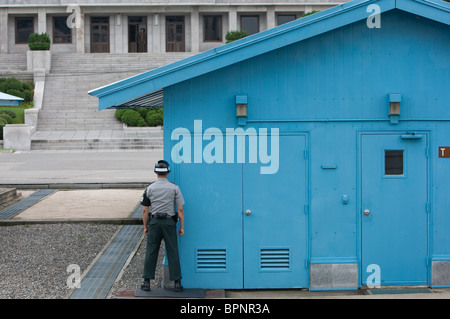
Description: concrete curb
0,217,143,226
0,183,149,190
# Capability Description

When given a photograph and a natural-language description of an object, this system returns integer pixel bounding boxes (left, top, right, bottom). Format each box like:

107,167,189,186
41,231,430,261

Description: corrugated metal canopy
111,89,163,109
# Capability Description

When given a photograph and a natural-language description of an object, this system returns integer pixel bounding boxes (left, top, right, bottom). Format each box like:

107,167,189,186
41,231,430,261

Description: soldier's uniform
141,160,185,292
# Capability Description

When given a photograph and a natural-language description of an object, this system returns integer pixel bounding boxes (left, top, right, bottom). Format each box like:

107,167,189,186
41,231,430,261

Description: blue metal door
243,134,309,288
178,163,244,289
361,133,428,286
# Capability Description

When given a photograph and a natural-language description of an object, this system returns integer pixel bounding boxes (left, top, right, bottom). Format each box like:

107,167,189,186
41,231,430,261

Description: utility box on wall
90,0,450,290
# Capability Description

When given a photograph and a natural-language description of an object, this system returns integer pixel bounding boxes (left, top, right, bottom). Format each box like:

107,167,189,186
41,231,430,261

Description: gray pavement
0,149,163,187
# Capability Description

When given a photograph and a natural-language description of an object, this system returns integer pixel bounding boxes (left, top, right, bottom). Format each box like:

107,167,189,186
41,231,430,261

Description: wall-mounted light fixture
235,95,248,126
389,93,401,124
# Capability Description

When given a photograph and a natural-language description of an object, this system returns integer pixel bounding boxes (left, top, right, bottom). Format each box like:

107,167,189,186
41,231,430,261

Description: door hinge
426,202,430,214
304,149,308,159
304,204,309,215
305,259,309,269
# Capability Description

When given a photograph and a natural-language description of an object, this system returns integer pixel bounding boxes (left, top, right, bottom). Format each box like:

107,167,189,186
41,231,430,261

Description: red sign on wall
439,147,450,158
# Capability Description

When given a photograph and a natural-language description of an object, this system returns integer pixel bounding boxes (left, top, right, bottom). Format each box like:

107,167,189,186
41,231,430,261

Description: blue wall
163,9,450,288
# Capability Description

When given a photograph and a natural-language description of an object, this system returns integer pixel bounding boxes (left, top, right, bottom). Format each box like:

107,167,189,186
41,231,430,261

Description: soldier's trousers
142,218,182,281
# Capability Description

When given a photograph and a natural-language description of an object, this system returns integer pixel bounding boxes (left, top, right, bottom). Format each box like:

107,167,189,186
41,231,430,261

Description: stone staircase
0,53,31,80
31,52,194,151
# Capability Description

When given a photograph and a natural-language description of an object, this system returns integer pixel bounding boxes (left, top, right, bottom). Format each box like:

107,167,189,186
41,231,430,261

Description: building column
152,13,162,53
0,8,8,54
228,6,237,31
191,7,199,53
76,11,85,53
267,7,276,30
37,8,47,34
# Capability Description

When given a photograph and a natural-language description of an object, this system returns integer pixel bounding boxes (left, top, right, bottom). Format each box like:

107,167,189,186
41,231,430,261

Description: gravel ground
0,223,165,299
0,223,119,299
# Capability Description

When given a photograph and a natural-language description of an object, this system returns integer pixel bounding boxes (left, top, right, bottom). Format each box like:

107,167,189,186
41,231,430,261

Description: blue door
361,133,428,286
243,134,309,288
178,162,243,289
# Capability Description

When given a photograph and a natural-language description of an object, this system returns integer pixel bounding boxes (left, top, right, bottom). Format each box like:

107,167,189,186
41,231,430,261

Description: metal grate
0,189,56,220
196,249,227,272
260,248,291,271
70,224,142,299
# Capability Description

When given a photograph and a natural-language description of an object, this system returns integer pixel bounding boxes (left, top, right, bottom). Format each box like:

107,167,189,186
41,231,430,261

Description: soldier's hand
178,228,184,237
144,226,148,236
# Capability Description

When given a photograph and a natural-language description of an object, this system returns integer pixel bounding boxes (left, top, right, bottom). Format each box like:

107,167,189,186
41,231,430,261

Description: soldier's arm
142,205,149,235
177,206,184,236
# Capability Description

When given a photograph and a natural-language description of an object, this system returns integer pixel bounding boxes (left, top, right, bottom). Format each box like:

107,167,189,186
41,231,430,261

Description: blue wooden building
90,0,450,290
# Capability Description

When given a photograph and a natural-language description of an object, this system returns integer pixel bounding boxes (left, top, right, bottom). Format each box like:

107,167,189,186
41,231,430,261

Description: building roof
89,0,450,111
0,92,24,106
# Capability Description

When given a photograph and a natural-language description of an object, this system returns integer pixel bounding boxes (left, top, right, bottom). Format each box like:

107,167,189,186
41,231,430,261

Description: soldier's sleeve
174,186,185,207
141,188,151,207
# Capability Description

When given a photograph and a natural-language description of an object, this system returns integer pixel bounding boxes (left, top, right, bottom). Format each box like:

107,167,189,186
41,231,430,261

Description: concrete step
0,54,27,72
35,52,187,140
0,188,21,208
31,138,163,151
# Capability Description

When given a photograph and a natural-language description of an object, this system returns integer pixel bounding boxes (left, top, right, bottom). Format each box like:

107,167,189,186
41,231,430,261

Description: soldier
140,160,185,292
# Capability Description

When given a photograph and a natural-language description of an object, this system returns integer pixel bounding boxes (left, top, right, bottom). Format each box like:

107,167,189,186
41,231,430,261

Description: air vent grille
260,248,291,271
196,249,227,272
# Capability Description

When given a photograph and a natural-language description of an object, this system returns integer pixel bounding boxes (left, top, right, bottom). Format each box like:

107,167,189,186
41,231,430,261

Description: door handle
245,209,252,216
364,209,370,216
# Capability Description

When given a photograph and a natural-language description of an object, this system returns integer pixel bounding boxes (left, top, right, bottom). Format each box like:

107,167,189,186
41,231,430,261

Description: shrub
300,11,319,18
23,89,33,102
136,108,149,118
137,118,147,127
28,33,51,50
146,108,163,126
114,109,126,120
0,113,13,124
0,110,17,119
225,30,248,43
120,109,142,127
6,89,25,100
0,78,34,102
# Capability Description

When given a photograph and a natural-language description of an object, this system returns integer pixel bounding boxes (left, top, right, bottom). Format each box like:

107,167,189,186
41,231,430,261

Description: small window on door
385,150,404,175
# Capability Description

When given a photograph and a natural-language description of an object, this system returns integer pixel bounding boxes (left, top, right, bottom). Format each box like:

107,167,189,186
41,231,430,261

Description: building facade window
53,16,72,43
166,16,185,52
277,14,297,26
15,17,34,44
203,15,222,42
129,16,147,53
91,17,110,53
240,15,259,35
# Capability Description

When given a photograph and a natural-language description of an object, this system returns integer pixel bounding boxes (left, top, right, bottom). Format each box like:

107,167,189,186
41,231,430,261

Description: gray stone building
0,0,343,55
0,0,344,151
